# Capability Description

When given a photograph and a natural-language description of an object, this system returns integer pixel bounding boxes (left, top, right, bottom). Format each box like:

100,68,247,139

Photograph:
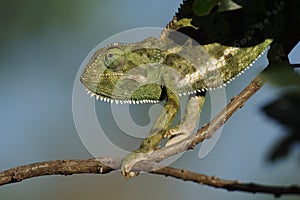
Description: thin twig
152,166,300,197
192,74,264,147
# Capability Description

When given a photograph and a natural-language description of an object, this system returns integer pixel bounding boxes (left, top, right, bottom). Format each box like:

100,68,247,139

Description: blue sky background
0,1,299,199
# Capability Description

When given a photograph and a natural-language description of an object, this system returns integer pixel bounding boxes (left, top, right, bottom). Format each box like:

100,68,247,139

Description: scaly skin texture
80,0,289,177
81,35,212,102
81,35,209,177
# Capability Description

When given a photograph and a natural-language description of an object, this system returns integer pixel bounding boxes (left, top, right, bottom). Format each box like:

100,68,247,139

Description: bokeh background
0,0,299,199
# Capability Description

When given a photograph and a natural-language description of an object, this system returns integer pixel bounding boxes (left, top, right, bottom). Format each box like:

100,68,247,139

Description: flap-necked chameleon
80,0,288,177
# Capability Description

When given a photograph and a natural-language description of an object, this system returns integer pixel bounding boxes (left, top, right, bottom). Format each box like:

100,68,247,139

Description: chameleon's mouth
84,88,122,103
81,72,156,104
84,88,159,104
99,73,147,83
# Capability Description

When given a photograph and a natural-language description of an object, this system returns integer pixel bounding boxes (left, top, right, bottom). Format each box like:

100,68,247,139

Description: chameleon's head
80,37,164,103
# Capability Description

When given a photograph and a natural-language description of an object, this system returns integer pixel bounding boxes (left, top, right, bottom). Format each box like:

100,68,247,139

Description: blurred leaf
262,91,300,162
262,62,300,87
193,0,241,16
267,135,298,162
175,0,300,51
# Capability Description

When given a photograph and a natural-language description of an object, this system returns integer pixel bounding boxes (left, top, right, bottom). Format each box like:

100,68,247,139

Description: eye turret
104,47,126,69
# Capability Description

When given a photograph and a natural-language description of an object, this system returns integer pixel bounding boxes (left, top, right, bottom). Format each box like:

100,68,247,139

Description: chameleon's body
80,0,286,177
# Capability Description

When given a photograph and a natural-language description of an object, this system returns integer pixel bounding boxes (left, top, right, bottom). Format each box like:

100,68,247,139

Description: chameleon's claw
165,128,190,147
121,152,151,178
122,171,139,179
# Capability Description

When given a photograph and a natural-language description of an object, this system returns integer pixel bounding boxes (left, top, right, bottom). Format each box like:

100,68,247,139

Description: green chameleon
80,0,288,177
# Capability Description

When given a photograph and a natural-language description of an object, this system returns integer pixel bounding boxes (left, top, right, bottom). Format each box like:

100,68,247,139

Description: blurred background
0,0,299,199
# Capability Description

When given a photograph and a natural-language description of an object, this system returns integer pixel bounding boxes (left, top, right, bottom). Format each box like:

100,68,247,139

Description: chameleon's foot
121,151,152,178
122,171,139,179
165,127,190,147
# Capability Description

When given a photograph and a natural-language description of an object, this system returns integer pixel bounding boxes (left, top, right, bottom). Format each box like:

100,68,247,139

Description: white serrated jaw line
85,88,159,104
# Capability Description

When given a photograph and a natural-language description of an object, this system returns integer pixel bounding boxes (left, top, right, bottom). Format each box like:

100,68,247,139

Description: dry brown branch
1,158,300,197
192,75,264,147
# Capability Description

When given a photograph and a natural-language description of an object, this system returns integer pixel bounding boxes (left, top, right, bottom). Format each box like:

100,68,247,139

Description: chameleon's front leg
165,92,205,146
121,88,179,177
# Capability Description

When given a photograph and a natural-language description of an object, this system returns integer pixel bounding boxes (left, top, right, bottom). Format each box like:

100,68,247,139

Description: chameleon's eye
104,47,126,69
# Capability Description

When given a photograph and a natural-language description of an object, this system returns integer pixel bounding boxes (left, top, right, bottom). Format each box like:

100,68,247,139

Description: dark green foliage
263,91,300,162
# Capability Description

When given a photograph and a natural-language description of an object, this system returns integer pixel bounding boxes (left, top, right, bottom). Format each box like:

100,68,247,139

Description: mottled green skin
81,36,212,102
81,33,271,102
81,37,162,101
80,19,272,179
80,0,285,177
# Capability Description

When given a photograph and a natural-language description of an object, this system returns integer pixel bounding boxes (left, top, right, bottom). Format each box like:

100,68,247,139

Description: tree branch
1,74,299,196
1,158,300,197
152,166,300,197
192,74,264,147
